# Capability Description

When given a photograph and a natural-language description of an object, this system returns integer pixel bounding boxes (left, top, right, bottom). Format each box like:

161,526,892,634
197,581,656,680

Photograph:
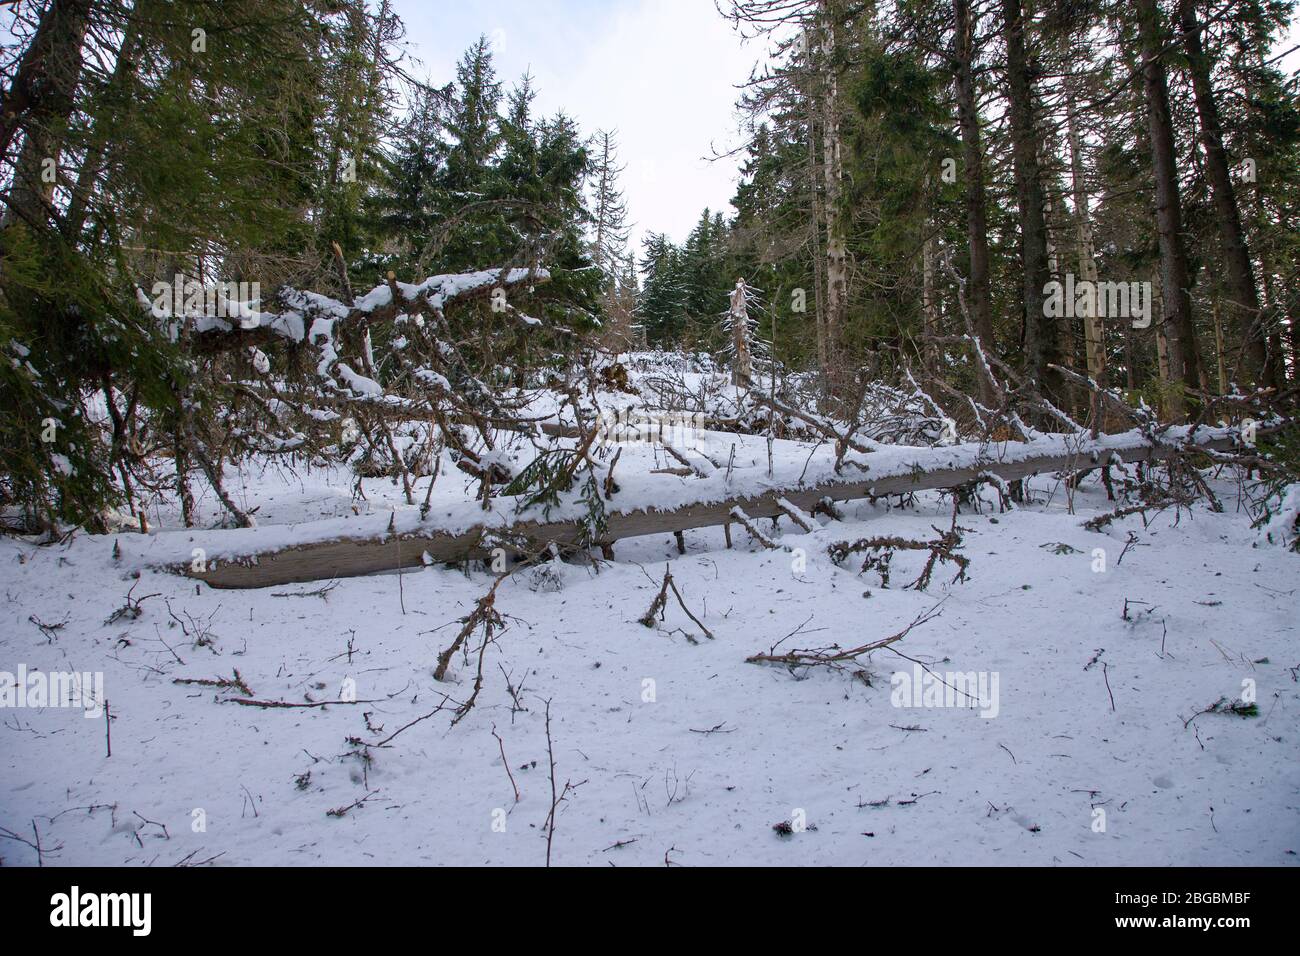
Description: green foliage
372,39,600,332
1250,425,1300,551
0,11,610,527
503,449,576,511
0,224,181,527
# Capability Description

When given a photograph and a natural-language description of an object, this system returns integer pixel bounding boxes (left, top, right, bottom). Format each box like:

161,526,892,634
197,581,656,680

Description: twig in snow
173,669,253,697
491,724,520,803
326,789,379,818
1182,696,1259,727
105,582,160,625
434,576,505,682
132,810,169,841
541,699,584,867
365,695,455,748
689,722,736,735
638,564,714,641
173,849,226,867
0,820,61,866
28,614,68,642
271,581,339,600
225,696,380,709
829,520,969,591
746,602,943,670
730,506,780,550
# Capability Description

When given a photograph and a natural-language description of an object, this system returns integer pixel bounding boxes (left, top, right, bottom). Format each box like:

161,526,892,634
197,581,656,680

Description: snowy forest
0,0,1297,876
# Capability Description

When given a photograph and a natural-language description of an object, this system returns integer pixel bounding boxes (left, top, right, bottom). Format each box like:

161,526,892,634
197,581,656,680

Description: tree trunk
1137,0,1201,415
1212,287,1228,394
922,229,939,376
1175,0,1269,387
1065,79,1104,384
730,279,754,387
954,0,996,405
182,429,1248,589
805,61,830,376
1001,0,1059,399
820,3,847,380
1,0,92,230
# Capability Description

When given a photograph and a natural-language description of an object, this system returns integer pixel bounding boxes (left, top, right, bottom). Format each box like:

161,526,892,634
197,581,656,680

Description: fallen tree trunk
176,429,1242,589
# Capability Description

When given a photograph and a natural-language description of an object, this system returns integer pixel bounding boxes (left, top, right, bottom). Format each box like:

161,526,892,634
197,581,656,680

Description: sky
388,0,764,253
389,0,1299,256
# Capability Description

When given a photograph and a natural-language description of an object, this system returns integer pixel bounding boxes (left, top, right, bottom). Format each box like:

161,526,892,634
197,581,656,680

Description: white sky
389,0,763,253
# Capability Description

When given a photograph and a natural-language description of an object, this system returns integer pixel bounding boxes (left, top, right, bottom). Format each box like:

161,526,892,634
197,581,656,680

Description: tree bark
1001,0,1059,399
922,229,939,376
182,429,1247,589
1175,0,1269,387
801,28,830,377
1,0,93,229
819,2,847,379
1065,78,1104,384
1137,0,1201,414
953,0,996,405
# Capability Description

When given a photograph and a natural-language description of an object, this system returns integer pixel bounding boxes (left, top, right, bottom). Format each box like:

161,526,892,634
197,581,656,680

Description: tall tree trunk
2,0,93,230
1288,289,1300,382
1212,286,1228,394
1152,267,1171,385
1065,78,1104,384
798,25,831,378
819,3,847,381
804,57,829,377
730,280,754,387
953,0,996,405
1175,0,1269,387
1137,0,1201,415
1001,0,1059,399
922,229,939,376
0,0,92,160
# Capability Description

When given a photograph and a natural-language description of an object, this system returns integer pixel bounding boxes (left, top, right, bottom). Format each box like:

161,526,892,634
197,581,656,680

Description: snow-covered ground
1,444,1297,866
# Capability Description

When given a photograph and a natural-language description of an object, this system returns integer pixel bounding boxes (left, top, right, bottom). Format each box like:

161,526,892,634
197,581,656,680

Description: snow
1259,483,1300,550
140,268,549,360
336,364,383,398
1,446,1296,866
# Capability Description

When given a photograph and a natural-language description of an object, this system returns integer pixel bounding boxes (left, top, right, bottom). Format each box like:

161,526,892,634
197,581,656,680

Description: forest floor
2,430,1298,866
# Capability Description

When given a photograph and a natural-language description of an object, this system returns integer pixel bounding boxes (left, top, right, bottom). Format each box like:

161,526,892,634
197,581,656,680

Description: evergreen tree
637,232,687,344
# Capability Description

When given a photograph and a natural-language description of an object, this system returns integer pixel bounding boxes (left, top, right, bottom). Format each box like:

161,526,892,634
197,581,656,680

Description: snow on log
132,427,1246,589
